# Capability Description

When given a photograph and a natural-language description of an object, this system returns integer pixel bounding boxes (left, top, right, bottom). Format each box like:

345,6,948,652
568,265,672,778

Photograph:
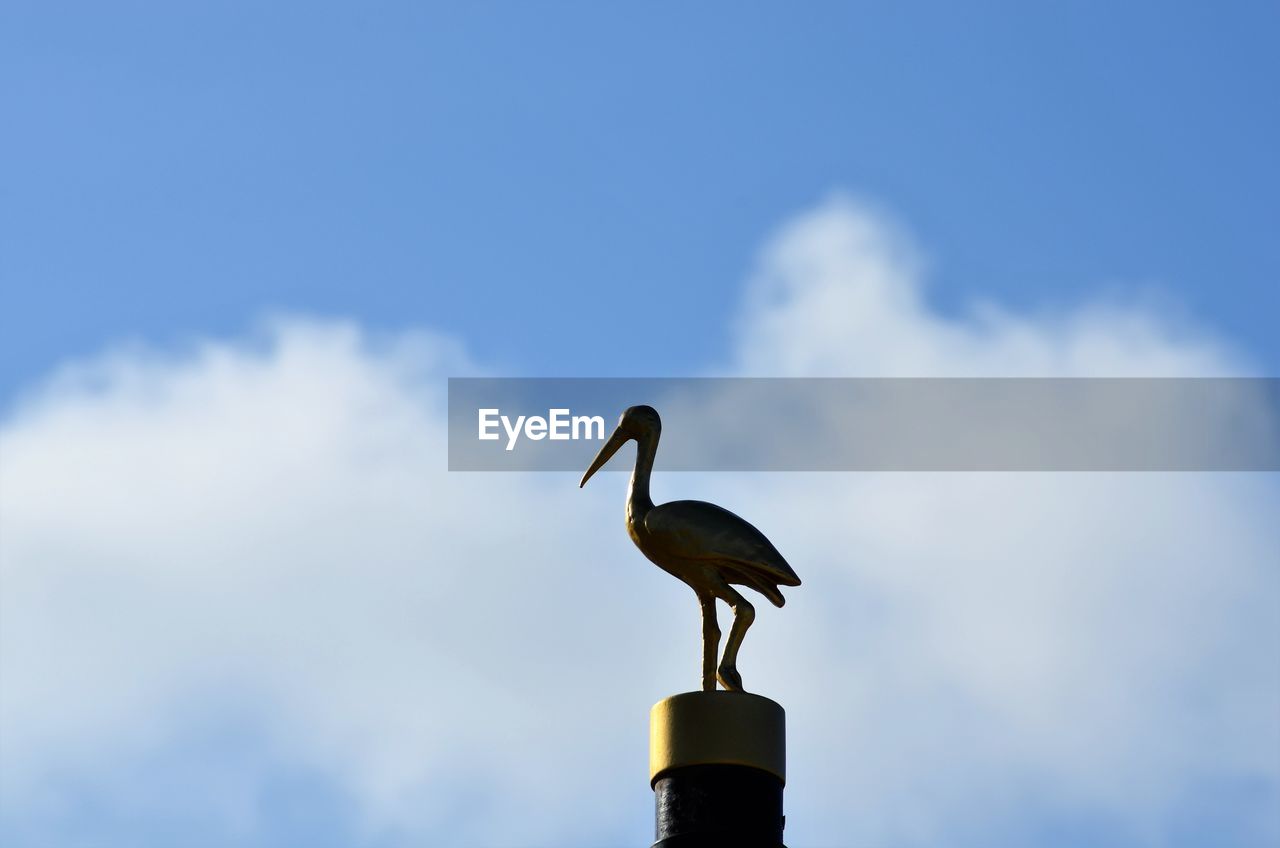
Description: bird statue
580,405,800,692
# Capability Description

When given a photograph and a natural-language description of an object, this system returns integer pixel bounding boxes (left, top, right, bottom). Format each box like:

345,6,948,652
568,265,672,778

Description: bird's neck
627,429,658,520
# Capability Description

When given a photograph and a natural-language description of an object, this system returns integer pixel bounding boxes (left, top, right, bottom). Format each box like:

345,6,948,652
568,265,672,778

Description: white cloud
0,319,674,845
734,194,1240,378
2,198,1276,846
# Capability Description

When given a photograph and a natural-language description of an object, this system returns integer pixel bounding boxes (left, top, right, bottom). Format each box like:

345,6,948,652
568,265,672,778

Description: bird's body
633,500,799,608
581,405,800,692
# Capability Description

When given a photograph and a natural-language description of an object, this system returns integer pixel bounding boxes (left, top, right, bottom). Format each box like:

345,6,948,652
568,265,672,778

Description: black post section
649,692,787,848
653,764,784,847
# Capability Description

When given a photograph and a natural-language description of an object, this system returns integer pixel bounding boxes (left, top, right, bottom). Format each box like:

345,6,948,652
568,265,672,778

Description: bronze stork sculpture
580,405,800,692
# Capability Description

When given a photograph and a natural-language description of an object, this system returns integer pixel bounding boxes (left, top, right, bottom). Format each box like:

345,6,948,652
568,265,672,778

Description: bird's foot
716,664,744,692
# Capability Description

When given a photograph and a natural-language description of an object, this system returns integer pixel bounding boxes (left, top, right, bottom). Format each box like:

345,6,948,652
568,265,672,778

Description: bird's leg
699,592,721,692
710,577,755,692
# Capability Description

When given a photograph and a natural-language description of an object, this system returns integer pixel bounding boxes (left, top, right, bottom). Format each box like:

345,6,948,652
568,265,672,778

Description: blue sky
3,1,1278,393
2,4,1278,848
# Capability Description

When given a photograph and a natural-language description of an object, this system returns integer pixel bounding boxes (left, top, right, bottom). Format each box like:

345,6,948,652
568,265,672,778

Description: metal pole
649,691,787,847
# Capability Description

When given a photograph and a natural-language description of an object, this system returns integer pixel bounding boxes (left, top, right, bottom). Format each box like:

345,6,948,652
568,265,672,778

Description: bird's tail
744,573,786,608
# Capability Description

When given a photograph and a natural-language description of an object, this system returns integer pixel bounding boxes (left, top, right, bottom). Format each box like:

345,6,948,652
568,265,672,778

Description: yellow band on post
649,691,786,787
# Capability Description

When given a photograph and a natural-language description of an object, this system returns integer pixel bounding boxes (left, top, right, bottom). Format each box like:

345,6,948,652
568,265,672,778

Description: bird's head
579,405,661,488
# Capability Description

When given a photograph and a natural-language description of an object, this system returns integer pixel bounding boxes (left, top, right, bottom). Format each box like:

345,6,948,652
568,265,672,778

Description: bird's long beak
579,426,629,488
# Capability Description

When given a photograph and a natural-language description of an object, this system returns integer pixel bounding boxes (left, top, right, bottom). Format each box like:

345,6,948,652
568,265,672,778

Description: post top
649,690,786,786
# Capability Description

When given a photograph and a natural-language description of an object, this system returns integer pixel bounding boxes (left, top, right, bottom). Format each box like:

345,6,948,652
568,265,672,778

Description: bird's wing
643,500,801,587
